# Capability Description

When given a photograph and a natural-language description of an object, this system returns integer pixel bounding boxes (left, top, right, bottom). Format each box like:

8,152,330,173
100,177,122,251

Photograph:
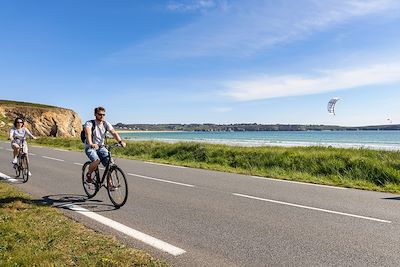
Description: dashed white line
145,162,187,169
74,163,84,166
6,148,13,152
233,193,391,224
42,156,65,162
54,148,69,152
128,173,194,187
0,172,18,182
29,153,36,156
251,176,347,190
62,204,186,256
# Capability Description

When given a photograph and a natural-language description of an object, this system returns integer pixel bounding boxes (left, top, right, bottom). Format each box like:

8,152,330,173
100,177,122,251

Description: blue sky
1,0,400,126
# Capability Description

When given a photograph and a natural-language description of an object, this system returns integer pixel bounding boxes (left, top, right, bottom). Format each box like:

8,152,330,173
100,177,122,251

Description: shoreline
116,130,184,133
119,137,400,151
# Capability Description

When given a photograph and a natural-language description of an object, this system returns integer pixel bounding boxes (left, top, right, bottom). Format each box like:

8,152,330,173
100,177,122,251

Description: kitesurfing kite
327,97,340,115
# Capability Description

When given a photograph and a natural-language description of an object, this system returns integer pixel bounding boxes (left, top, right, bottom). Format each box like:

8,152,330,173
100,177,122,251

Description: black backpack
80,120,110,143
80,120,95,143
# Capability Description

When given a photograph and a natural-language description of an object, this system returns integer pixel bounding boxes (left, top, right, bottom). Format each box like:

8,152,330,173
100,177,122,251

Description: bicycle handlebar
102,143,123,150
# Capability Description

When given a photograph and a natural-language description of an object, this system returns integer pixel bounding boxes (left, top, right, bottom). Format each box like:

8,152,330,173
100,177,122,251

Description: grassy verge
19,135,400,193
0,181,168,266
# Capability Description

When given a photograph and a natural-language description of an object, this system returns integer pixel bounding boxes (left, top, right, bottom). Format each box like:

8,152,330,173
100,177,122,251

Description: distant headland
114,123,400,132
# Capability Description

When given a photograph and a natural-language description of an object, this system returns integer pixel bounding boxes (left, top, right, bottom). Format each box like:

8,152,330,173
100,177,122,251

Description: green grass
0,182,168,266
15,135,400,193
0,99,60,109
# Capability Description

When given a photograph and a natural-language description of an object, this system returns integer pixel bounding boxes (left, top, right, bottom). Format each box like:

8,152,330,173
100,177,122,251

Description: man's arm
85,126,98,149
110,129,126,147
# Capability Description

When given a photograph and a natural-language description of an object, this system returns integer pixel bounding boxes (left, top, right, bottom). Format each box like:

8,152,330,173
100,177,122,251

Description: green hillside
0,99,60,109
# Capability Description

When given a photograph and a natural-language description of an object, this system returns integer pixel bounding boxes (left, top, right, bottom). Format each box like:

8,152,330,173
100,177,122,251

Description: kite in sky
327,97,340,115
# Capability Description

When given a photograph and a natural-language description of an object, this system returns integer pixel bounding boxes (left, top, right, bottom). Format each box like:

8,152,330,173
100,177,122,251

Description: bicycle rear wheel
82,162,99,198
107,166,128,208
20,155,29,183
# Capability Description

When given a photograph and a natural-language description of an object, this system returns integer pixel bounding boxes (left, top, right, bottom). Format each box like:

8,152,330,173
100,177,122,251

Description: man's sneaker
108,180,116,191
12,158,17,164
86,172,93,183
28,171,32,176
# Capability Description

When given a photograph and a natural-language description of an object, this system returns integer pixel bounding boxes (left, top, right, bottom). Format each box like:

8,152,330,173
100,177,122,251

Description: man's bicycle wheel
107,166,128,208
20,154,29,183
82,162,99,198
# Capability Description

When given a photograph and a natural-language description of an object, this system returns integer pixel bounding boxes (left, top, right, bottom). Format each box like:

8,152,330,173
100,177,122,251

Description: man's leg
89,159,101,173
85,147,101,182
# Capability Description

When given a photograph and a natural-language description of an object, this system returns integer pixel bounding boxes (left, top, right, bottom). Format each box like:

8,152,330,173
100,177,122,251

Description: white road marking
233,193,391,224
29,153,36,156
62,204,186,256
251,176,347,190
42,156,65,162
0,172,18,182
6,148,13,151
32,145,43,148
145,162,187,169
54,148,69,152
128,173,194,187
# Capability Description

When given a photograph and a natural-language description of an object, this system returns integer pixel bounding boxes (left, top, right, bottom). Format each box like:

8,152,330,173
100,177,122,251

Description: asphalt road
1,141,400,266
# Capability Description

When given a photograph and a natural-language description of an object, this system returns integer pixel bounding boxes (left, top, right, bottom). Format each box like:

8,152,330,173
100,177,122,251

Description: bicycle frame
13,139,29,182
13,139,26,165
94,144,118,186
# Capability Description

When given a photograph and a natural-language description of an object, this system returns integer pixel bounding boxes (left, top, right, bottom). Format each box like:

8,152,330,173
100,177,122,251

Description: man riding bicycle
9,117,37,174
84,106,126,183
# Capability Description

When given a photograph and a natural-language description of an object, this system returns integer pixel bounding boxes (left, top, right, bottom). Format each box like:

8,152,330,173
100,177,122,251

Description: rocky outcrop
0,101,82,137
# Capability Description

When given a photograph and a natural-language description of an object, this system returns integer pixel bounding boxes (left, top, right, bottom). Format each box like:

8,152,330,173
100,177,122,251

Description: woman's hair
13,117,24,127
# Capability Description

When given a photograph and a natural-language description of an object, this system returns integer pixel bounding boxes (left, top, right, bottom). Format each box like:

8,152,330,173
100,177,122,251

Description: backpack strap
90,120,96,142
90,120,110,138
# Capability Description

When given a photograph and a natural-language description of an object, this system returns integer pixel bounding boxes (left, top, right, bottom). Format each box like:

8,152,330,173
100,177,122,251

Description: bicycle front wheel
107,166,128,208
82,162,99,198
20,155,29,183
14,163,20,178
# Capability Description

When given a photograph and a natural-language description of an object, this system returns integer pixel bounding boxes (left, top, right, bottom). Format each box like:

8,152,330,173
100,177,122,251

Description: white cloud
108,0,400,61
211,107,232,112
167,0,224,13
223,63,400,101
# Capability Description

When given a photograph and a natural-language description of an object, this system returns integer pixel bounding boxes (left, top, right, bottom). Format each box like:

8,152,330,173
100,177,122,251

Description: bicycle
13,139,29,183
81,143,128,208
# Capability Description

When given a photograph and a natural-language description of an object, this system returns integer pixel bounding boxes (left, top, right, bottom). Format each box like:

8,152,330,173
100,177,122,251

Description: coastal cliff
0,100,82,137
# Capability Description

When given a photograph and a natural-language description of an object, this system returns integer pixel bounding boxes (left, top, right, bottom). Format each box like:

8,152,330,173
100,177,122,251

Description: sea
118,130,400,151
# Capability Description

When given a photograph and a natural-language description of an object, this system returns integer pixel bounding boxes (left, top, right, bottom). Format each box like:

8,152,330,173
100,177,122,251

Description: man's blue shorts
85,146,109,166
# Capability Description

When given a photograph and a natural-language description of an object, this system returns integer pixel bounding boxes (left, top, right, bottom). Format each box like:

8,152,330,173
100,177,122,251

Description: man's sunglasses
96,113,106,116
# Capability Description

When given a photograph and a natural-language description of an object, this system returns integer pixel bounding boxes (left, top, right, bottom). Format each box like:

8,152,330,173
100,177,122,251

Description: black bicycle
81,143,128,208
13,140,29,183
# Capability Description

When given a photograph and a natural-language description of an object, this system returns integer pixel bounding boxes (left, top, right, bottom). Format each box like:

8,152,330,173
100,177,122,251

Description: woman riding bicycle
9,117,36,167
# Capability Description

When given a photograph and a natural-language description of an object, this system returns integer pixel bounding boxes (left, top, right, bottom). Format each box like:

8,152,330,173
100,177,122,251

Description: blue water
119,131,400,150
